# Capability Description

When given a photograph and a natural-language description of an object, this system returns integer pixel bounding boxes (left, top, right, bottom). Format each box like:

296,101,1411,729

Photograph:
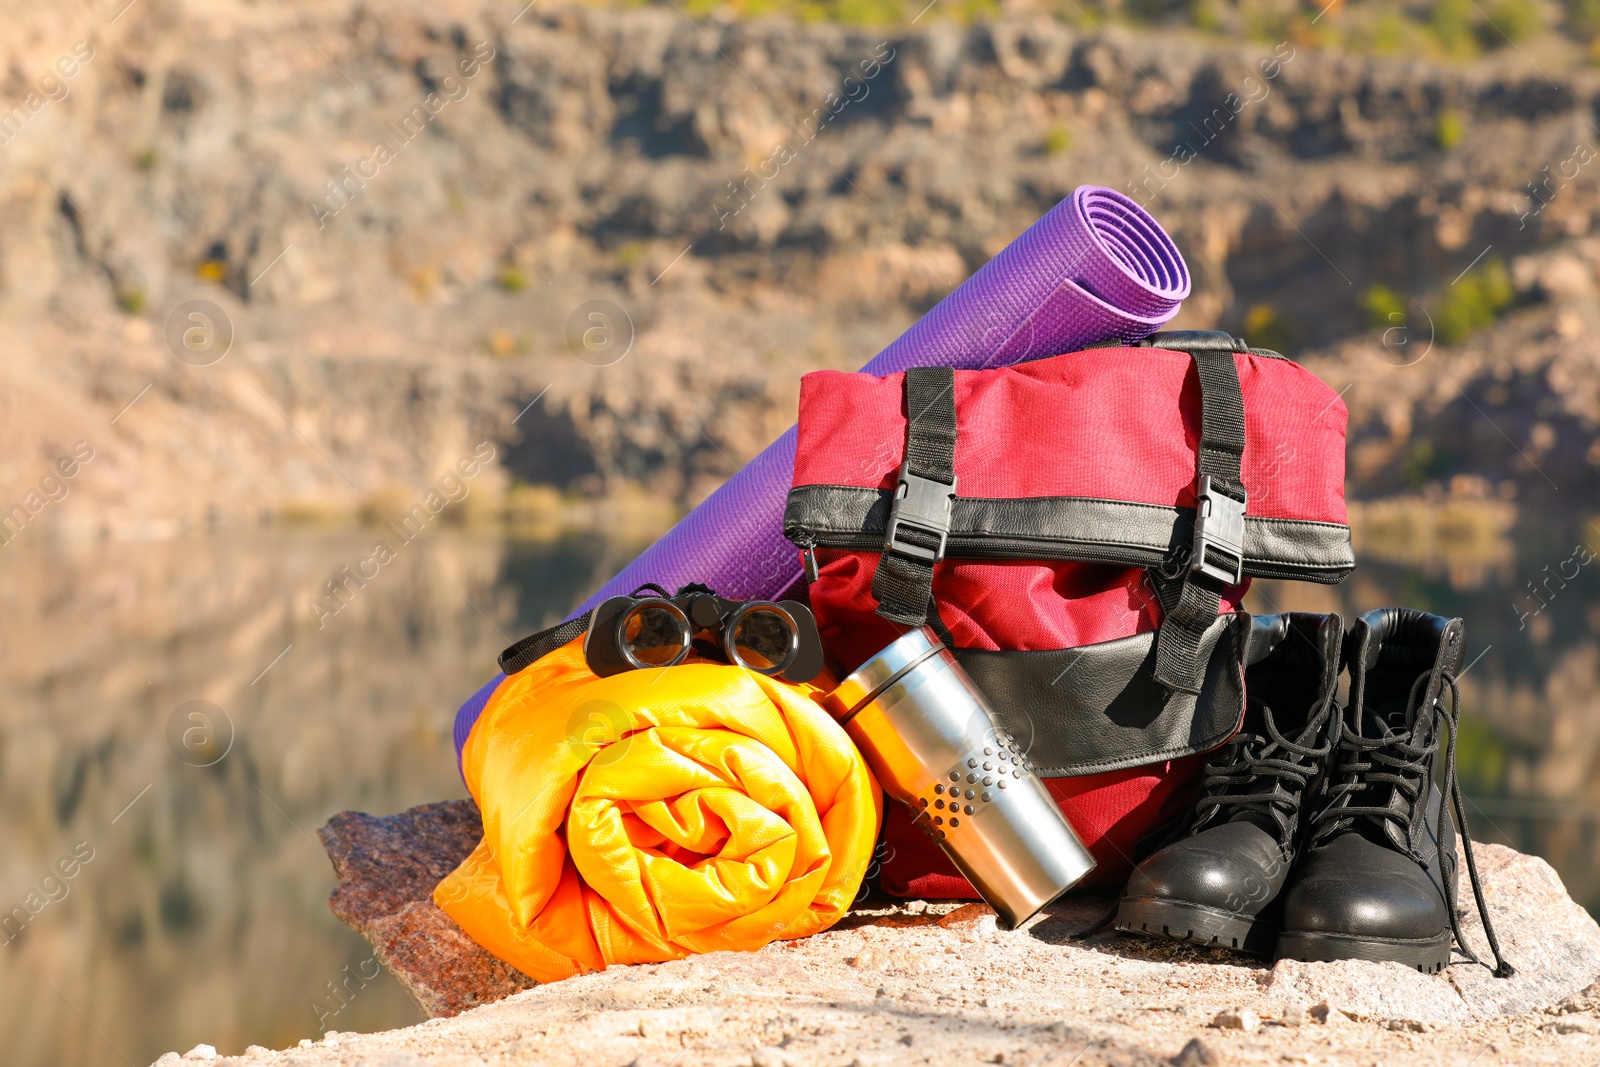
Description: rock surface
284,799,1600,1066
319,801,536,1016
1263,840,1600,1026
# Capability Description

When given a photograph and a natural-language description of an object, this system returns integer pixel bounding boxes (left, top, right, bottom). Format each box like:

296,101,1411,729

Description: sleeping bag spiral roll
434,640,882,983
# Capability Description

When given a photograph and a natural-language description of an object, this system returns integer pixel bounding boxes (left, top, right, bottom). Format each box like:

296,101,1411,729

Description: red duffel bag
783,330,1352,893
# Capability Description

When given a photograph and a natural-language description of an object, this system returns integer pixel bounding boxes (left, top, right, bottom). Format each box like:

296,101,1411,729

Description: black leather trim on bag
784,486,1355,582
953,613,1246,778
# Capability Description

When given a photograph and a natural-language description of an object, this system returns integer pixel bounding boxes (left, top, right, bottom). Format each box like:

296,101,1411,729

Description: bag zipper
789,528,1349,585
795,529,1166,566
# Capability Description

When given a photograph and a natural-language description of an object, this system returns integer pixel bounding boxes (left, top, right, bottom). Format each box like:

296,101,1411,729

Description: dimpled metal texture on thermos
825,628,1096,929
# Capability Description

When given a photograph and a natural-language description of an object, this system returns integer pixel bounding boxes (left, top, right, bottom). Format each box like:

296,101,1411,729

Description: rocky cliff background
5,5,1600,1063
2,0,1598,537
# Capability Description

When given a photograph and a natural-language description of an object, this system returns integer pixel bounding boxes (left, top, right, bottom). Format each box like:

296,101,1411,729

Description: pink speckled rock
318,801,535,1016
322,802,1600,1042
1262,844,1600,1026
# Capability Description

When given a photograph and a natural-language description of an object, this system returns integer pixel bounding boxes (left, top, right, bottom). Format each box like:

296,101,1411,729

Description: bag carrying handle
1133,329,1246,353
1113,329,1286,361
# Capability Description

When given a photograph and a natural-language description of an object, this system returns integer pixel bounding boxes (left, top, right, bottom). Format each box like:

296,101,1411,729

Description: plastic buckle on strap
884,462,957,566
1189,475,1247,590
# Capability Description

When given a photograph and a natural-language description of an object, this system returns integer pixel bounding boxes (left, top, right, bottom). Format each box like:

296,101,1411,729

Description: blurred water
0,529,638,1066
1,522,1596,1066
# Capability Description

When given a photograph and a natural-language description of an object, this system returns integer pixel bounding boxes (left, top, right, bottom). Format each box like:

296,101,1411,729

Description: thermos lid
823,627,943,722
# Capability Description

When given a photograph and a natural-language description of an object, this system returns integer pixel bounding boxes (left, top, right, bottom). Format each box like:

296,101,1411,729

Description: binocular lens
728,605,799,674
619,602,691,669
584,589,821,682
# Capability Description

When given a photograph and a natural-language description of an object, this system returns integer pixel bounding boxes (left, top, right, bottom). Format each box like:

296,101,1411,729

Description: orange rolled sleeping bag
434,638,882,983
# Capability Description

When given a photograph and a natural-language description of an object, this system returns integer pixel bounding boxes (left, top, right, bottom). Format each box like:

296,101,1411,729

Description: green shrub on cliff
675,0,996,23
1361,284,1409,330
1435,109,1466,150
1451,714,1509,794
1430,0,1482,56
1436,258,1515,345
1571,0,1600,38
1485,0,1544,42
1242,303,1296,354
634,0,1579,53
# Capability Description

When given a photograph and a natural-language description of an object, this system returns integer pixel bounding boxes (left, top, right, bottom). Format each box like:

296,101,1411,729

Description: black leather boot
1115,613,1343,955
1276,608,1514,976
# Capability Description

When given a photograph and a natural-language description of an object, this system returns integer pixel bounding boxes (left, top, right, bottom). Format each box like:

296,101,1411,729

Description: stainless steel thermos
824,628,1096,929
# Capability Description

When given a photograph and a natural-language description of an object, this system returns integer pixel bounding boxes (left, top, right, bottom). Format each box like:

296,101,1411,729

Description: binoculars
584,584,825,685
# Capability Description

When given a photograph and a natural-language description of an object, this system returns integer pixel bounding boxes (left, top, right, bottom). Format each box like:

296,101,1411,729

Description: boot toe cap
1126,822,1289,916
1282,838,1450,941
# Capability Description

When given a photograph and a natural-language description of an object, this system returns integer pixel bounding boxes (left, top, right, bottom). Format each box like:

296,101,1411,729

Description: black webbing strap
901,367,959,482
1150,575,1224,694
498,583,679,675
871,367,958,634
498,612,592,675
1146,336,1249,695
1193,350,1248,499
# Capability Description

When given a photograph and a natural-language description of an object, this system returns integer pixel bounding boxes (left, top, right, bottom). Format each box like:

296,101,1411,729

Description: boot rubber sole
1114,897,1276,957
1275,929,1451,973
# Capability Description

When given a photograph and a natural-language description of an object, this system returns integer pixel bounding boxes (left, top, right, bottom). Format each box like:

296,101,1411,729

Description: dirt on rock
147,901,1600,1067
205,799,1600,1067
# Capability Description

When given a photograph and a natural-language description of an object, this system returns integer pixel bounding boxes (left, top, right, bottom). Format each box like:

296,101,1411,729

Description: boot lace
1309,670,1515,978
1192,695,1335,848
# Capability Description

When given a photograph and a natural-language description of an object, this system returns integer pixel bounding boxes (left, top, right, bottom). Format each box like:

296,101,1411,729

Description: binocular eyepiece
584,584,824,685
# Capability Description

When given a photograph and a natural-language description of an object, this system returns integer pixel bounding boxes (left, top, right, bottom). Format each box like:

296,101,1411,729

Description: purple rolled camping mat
575,186,1189,613
454,186,1189,770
